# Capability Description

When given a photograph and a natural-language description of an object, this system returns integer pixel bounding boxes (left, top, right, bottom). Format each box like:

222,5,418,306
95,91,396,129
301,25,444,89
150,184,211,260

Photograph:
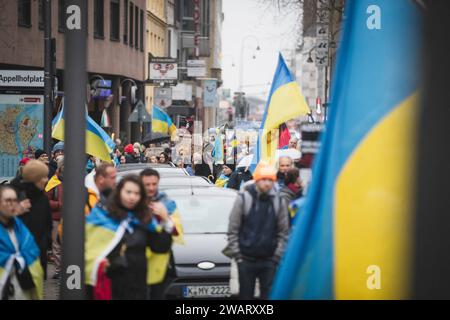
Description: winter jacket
45,175,63,221
227,184,289,263
227,167,253,190
48,160,57,179
10,180,52,273
280,184,303,208
124,154,139,164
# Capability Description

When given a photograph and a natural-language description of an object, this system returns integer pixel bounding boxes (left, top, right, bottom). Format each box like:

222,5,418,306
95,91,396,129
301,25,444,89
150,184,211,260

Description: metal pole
61,0,87,300
138,102,142,143
44,0,53,155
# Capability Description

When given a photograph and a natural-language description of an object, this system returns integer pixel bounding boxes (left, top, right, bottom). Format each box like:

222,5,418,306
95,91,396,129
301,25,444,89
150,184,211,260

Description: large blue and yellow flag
152,105,177,140
0,217,43,299
85,205,159,287
271,0,421,300
256,54,310,166
52,104,116,163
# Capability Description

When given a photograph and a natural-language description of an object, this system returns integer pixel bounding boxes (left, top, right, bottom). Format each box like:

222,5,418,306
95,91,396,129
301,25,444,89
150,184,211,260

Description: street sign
148,57,178,85
154,87,172,108
300,123,324,154
172,83,193,101
128,100,151,123
187,59,206,77
0,70,45,88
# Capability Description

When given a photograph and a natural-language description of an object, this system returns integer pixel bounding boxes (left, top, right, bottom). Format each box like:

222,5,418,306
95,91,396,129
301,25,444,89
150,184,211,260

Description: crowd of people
0,135,305,300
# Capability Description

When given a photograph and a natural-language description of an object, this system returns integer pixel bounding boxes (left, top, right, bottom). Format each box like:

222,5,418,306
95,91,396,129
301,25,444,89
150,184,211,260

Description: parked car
116,164,213,189
161,187,238,299
116,163,189,178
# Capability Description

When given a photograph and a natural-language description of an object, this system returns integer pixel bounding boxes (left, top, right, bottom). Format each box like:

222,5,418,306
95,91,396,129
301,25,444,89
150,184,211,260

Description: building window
201,0,210,37
110,0,120,41
129,2,134,47
58,0,66,32
134,5,138,49
167,29,172,57
38,0,44,30
139,9,144,52
123,0,128,44
18,0,31,27
94,0,105,39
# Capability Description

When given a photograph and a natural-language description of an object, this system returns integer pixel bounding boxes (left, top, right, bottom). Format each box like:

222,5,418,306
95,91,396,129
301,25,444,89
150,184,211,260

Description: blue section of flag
270,0,421,299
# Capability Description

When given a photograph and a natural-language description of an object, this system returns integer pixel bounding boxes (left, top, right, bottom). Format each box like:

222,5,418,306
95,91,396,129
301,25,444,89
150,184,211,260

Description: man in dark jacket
227,162,289,299
10,160,52,278
227,166,253,190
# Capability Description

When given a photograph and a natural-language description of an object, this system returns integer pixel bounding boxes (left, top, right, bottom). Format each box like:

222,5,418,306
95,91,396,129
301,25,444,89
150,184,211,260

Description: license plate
183,285,231,298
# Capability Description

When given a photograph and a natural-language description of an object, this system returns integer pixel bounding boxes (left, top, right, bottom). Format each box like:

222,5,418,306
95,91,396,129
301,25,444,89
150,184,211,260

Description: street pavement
44,263,59,300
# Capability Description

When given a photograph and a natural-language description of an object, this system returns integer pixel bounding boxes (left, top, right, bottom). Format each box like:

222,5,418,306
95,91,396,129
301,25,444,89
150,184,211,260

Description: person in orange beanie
227,161,289,299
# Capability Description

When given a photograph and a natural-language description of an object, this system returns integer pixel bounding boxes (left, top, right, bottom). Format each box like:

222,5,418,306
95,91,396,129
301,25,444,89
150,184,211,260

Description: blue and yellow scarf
0,217,43,299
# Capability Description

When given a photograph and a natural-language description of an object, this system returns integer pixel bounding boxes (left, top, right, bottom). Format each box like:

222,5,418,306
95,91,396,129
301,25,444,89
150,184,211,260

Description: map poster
0,94,44,180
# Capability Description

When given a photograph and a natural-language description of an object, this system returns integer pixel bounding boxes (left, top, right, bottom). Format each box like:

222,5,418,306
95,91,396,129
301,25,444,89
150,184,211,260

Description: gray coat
227,185,289,263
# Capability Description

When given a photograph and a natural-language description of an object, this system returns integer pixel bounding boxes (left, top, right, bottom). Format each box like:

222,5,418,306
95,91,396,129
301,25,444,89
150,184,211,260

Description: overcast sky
221,0,299,99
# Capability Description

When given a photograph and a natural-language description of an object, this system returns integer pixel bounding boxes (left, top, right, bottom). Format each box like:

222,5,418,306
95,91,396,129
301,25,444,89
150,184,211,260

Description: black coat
48,160,57,179
227,167,253,190
194,163,212,178
106,224,172,300
124,154,140,164
10,180,52,272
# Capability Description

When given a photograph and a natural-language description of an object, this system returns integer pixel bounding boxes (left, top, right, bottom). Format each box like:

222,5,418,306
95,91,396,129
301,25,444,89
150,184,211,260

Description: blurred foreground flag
52,105,115,163
256,54,309,166
271,0,422,300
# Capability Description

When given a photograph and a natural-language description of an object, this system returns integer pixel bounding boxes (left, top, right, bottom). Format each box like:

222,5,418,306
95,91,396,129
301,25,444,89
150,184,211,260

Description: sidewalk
44,263,59,300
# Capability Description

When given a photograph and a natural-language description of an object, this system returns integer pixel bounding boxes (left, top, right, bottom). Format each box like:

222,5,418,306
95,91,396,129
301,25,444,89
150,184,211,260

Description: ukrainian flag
212,128,224,164
271,0,422,300
215,173,230,188
0,217,43,300
152,105,177,140
146,192,184,285
85,205,158,287
256,54,310,166
52,105,116,163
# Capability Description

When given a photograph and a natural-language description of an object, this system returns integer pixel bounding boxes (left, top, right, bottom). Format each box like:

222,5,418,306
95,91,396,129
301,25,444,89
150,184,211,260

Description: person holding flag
0,186,44,300
85,175,173,300
254,53,310,167
139,168,183,300
214,164,235,188
271,0,422,300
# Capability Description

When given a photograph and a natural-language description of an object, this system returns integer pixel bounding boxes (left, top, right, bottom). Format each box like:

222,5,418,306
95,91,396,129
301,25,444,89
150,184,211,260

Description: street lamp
305,46,317,63
121,78,138,105
239,35,261,92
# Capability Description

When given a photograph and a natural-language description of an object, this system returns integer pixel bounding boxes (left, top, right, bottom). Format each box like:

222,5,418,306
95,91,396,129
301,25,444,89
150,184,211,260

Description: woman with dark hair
85,175,173,300
158,152,168,164
0,186,44,300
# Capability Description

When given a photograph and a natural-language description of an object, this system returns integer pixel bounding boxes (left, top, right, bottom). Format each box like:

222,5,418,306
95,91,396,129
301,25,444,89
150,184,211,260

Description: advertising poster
203,79,217,108
0,94,44,179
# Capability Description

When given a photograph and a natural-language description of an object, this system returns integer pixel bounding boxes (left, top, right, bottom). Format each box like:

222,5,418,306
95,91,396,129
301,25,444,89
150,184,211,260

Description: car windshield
172,195,235,234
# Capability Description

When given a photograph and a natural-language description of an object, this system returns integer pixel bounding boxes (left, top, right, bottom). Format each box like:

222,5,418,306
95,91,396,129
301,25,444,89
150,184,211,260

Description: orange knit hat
253,161,277,182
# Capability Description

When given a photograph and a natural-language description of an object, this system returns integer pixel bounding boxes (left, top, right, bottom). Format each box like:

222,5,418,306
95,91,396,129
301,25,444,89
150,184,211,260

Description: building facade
0,0,147,144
